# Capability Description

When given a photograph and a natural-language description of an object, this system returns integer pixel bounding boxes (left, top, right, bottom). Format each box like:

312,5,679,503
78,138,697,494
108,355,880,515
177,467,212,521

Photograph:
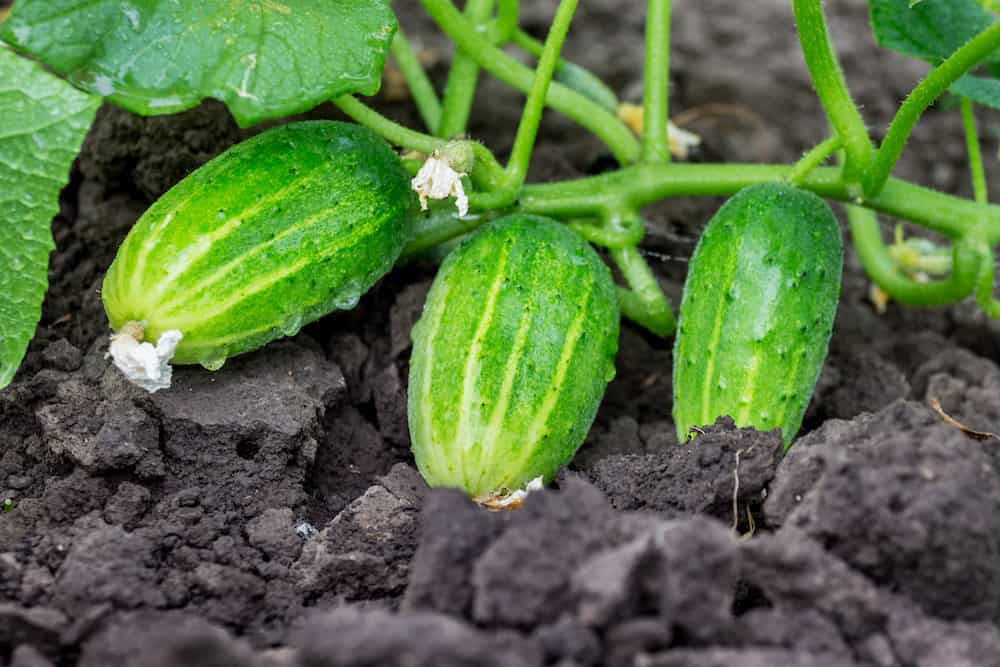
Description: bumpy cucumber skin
672,183,843,448
103,121,412,368
409,215,620,497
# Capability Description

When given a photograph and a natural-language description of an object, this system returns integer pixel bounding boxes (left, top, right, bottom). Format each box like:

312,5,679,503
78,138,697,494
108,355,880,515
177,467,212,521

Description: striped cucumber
672,183,843,448
103,121,412,381
409,215,620,499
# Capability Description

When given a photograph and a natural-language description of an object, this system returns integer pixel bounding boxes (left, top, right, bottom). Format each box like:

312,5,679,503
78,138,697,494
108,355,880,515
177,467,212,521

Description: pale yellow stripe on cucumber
128,207,184,299
453,244,511,492
473,305,534,494
154,205,355,314
734,351,761,426
106,249,129,317
770,347,804,442
163,253,380,354
154,216,384,329
127,153,244,285
115,211,162,304
129,168,330,302
416,278,456,485
501,279,595,489
699,235,746,429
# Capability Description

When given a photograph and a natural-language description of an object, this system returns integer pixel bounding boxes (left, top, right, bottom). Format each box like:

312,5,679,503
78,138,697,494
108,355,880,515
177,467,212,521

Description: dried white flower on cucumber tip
475,476,545,511
108,321,182,393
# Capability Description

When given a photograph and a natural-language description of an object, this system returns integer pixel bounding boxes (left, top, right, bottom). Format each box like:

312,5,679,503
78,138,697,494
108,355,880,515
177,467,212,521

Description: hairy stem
390,27,442,133
504,0,579,188
568,213,645,249
437,0,496,139
510,29,620,111
335,95,444,154
865,21,1000,197
495,0,519,41
846,205,980,306
612,245,677,337
975,245,1000,317
960,97,989,205
420,0,641,163
509,163,1000,241
787,136,842,186
791,0,873,186
642,0,672,163
334,95,507,188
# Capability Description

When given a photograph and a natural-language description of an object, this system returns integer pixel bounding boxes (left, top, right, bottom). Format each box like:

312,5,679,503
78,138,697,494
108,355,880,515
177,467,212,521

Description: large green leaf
869,0,1000,64
0,46,100,389
0,0,397,127
870,0,1000,108
950,74,1000,107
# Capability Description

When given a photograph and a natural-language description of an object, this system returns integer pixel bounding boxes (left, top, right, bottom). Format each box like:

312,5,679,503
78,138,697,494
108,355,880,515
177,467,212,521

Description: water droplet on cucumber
281,316,304,337
201,357,226,371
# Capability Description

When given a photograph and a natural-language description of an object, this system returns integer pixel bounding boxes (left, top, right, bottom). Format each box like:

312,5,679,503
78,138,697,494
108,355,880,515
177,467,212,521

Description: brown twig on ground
929,397,1000,442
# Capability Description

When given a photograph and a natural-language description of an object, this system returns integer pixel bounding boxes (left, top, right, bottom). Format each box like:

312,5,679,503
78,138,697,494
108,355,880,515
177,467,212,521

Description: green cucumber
672,183,843,448
103,121,412,369
409,215,620,498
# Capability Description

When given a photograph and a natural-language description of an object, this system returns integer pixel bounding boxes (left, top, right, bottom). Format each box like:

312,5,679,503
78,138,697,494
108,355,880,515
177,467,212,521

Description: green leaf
869,0,1000,64
951,74,1000,108
0,46,100,389
0,0,397,127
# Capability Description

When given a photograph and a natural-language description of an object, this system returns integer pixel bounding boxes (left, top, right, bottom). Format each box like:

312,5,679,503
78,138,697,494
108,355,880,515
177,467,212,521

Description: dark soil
4,1,1000,665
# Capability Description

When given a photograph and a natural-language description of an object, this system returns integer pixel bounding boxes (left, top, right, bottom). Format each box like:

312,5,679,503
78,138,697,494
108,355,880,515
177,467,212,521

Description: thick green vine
365,0,1000,333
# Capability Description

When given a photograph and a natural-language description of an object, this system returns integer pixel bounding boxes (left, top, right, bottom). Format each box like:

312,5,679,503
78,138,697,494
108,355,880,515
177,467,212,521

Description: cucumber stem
791,0,874,187
612,244,677,337
510,163,992,241
864,20,1000,197
419,0,641,163
389,27,443,134
642,0,672,163
975,245,1000,317
787,136,842,186
960,97,989,205
568,214,644,249
495,0,519,41
846,205,980,306
504,0,579,189
437,0,496,139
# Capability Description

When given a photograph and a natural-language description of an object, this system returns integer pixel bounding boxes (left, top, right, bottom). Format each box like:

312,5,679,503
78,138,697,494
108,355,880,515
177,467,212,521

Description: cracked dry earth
4,0,1000,666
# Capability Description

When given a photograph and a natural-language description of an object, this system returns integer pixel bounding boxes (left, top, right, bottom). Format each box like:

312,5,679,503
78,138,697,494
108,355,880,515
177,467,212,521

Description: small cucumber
409,215,620,498
672,183,843,448
102,121,412,369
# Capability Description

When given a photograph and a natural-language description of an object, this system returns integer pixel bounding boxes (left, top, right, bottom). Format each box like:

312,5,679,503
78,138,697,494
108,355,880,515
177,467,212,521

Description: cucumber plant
2,0,1000,497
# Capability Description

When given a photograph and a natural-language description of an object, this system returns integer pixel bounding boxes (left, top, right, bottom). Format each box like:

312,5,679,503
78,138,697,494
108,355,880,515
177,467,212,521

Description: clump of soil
4,1,1000,666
